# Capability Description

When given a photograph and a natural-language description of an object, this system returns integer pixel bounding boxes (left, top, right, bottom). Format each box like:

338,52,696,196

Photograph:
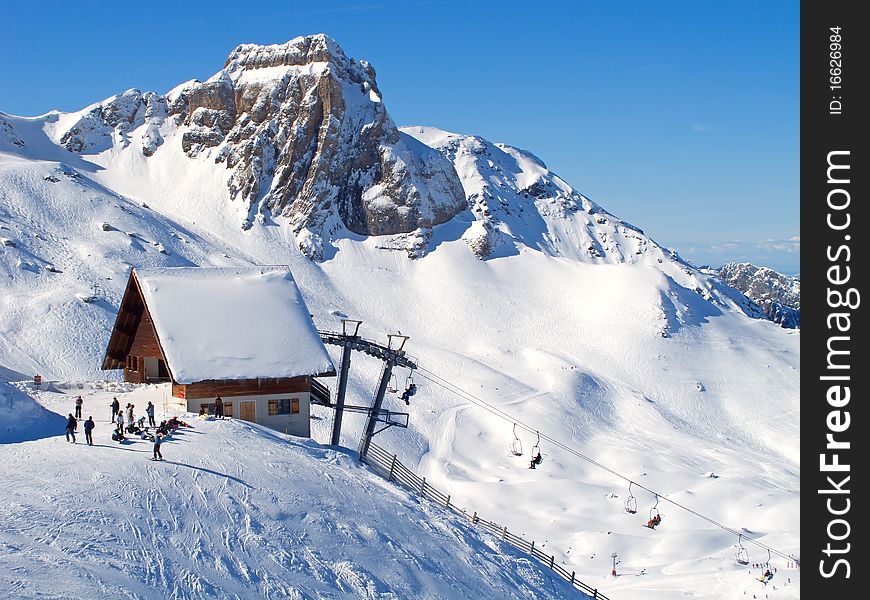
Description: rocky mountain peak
54,34,466,259
224,34,380,95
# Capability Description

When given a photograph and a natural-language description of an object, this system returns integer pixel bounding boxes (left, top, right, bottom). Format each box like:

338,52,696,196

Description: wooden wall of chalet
125,364,144,384
130,308,162,359
173,376,312,400
122,301,164,384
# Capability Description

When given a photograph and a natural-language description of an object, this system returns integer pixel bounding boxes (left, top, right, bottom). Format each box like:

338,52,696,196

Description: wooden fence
361,442,609,599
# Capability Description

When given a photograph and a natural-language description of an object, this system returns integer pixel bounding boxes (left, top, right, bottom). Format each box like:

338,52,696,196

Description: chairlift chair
399,373,418,405
624,482,638,514
529,431,543,469
756,550,774,583
736,534,749,565
510,423,523,456
387,373,398,394
644,495,662,529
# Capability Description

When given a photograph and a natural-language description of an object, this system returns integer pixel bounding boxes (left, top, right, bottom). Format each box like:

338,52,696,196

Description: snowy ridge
402,126,664,264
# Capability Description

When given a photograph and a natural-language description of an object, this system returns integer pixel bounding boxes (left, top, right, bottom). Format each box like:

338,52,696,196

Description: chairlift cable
413,365,798,563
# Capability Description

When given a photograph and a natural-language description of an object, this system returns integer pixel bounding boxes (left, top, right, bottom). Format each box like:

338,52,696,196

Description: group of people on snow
66,395,165,459
66,391,207,459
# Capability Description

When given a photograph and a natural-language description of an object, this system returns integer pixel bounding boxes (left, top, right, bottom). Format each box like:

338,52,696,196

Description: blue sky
0,0,799,273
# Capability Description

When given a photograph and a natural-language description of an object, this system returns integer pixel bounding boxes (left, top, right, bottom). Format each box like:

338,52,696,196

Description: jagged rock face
54,34,467,259
717,263,800,308
717,262,800,328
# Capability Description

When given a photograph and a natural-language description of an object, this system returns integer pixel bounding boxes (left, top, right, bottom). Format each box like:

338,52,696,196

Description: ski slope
1,382,582,599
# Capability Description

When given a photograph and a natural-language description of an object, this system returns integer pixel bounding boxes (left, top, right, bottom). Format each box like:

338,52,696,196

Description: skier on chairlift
400,380,417,405
529,448,543,469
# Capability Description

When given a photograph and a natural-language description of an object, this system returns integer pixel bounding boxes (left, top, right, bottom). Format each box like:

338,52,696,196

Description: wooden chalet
102,266,335,436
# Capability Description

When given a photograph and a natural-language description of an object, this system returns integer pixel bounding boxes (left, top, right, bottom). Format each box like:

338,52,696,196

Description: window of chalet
126,355,141,371
268,398,301,416
198,402,233,417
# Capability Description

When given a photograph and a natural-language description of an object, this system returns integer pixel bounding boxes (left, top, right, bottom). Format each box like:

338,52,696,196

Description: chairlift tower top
318,320,417,452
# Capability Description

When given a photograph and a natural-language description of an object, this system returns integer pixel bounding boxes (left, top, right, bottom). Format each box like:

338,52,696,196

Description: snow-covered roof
133,267,334,384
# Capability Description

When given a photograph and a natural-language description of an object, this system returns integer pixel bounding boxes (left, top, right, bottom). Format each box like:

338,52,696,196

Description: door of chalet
239,401,256,423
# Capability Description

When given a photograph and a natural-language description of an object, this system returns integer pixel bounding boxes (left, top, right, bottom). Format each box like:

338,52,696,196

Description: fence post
549,554,554,569
445,494,450,508
421,477,426,496
570,571,575,585
388,454,396,481
530,540,535,553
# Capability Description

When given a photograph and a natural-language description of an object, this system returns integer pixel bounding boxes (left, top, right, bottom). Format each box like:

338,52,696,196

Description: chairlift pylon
510,423,523,456
625,482,638,514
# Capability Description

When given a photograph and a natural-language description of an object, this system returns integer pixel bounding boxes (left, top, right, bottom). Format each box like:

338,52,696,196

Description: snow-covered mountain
38,34,466,260
716,262,800,328
1,34,800,599
401,126,662,263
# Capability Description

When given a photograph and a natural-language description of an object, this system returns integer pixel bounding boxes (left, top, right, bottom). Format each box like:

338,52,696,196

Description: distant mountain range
715,262,800,328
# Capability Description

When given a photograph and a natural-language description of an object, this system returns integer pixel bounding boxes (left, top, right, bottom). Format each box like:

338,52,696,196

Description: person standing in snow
74,395,83,420
214,396,223,419
83,416,95,446
146,401,155,427
116,410,124,434
65,413,77,443
126,403,134,425
110,397,120,422
153,432,164,460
